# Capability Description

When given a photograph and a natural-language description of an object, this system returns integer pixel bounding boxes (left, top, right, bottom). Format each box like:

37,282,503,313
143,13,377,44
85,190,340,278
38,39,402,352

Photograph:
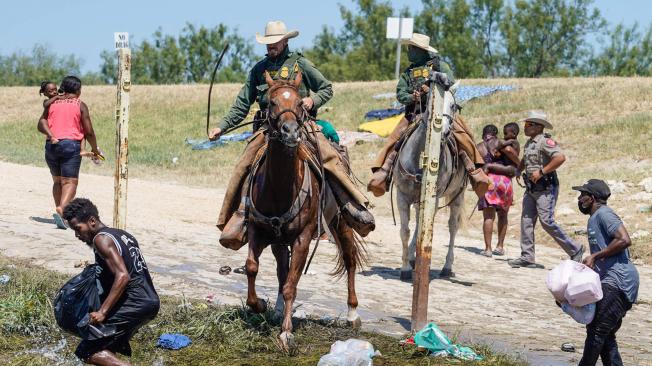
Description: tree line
1,0,651,86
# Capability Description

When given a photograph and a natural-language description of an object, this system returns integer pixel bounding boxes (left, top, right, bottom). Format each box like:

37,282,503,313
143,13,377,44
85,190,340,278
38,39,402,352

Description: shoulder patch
546,138,556,147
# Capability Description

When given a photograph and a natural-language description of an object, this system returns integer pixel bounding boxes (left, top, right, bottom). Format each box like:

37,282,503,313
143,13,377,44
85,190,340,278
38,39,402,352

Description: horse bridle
264,85,308,144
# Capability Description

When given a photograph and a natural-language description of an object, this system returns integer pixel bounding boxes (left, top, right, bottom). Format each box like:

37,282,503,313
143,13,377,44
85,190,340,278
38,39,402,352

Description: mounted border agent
208,21,375,249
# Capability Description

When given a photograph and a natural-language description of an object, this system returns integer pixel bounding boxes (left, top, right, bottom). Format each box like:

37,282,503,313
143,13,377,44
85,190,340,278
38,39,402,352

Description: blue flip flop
53,213,67,230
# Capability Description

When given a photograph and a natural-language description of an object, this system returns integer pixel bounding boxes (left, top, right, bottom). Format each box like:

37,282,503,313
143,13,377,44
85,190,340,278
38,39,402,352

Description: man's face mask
577,194,593,215
408,46,428,63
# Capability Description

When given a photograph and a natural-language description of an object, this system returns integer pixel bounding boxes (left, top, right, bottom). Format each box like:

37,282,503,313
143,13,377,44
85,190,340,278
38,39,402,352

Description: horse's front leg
397,191,412,280
441,191,464,278
246,228,267,313
278,226,313,351
271,244,290,317
408,201,420,270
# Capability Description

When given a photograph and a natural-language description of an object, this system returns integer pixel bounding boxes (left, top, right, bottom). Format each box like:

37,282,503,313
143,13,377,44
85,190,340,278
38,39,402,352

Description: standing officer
508,111,583,268
209,21,374,249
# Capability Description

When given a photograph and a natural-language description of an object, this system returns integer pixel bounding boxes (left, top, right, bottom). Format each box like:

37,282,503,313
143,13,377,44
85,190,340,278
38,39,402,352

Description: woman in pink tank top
37,76,103,229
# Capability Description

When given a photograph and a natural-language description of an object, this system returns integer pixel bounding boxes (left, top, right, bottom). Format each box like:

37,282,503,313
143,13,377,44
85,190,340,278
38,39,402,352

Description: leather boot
459,150,492,199
330,181,375,237
219,201,248,250
367,150,398,197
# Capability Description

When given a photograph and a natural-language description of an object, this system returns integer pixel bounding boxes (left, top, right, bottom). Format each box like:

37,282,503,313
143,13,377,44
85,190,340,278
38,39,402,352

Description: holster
524,171,559,192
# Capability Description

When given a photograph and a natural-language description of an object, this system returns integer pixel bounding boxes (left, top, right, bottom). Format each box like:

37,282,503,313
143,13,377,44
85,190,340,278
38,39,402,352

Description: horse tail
330,222,368,278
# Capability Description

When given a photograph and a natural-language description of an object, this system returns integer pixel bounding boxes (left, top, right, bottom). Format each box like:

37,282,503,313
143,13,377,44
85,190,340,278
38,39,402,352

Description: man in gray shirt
573,179,639,366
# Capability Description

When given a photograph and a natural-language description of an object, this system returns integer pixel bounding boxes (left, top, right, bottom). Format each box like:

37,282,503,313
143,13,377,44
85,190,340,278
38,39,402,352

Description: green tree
470,0,504,77
307,0,410,81
500,0,605,77
99,23,256,84
0,44,82,86
588,23,652,76
416,0,484,78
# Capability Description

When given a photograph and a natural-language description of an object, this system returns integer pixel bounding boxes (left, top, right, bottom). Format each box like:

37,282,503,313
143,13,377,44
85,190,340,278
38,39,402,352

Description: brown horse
245,71,365,350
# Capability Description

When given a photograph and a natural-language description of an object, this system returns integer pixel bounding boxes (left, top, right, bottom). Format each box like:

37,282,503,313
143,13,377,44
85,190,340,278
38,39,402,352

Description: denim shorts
44,139,82,178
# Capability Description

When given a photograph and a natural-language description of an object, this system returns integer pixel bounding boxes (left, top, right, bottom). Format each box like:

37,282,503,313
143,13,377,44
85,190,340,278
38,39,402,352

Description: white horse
392,86,467,280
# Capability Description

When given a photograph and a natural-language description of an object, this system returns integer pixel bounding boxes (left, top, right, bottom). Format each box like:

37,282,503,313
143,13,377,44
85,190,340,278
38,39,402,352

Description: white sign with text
114,32,130,49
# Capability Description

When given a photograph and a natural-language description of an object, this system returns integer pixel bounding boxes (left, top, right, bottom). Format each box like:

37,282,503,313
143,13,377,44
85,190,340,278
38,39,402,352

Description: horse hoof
347,317,362,330
279,331,295,352
439,269,455,278
409,260,415,269
400,270,412,281
249,299,267,314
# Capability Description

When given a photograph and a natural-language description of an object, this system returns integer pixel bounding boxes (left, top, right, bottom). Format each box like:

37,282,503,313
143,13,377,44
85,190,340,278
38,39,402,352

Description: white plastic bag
565,264,603,307
317,339,381,366
562,303,596,324
546,260,577,303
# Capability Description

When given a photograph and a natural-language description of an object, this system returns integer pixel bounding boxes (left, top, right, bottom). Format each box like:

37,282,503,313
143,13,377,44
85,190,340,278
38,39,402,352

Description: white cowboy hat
519,110,553,129
401,33,438,53
255,21,299,45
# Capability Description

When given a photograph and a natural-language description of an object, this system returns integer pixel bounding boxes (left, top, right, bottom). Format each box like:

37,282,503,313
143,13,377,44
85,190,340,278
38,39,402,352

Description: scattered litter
338,131,382,147
185,131,253,150
638,177,652,193
410,323,483,360
205,294,217,304
632,230,651,240
196,303,208,310
157,333,192,350
233,266,246,274
606,180,627,194
219,265,231,275
172,157,179,165
372,92,395,100
293,309,307,319
0,274,10,284
639,206,652,213
561,343,576,352
574,229,588,236
74,260,90,268
317,339,381,366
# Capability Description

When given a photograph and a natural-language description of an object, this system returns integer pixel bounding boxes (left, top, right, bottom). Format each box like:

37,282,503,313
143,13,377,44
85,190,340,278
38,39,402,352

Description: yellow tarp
358,114,403,137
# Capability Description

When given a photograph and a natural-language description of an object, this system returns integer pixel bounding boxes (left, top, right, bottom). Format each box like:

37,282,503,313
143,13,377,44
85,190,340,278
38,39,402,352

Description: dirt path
1,161,650,366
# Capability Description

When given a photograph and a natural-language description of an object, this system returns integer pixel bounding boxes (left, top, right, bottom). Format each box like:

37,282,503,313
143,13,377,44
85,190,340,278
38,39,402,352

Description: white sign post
386,17,414,80
113,33,131,230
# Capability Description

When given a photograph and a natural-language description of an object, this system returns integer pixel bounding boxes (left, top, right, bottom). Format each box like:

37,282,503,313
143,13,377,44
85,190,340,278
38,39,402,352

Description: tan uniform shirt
523,133,561,175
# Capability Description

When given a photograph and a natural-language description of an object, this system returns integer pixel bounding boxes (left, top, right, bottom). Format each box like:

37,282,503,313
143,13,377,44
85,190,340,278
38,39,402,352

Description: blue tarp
185,131,253,150
364,85,515,121
455,85,515,104
364,107,406,121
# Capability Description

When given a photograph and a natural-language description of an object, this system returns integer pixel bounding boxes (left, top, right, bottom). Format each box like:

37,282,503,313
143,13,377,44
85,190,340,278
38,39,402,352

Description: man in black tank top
63,198,159,365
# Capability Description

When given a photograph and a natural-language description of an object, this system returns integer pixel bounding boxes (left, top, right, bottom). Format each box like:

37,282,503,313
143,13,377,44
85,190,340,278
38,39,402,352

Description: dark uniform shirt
396,53,455,112
522,133,561,175
218,47,333,131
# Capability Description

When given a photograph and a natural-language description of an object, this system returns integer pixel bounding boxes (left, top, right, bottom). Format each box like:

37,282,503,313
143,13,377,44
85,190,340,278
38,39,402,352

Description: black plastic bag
53,264,115,339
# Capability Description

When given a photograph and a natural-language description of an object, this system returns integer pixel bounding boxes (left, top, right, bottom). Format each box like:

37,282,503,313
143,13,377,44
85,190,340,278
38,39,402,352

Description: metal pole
113,48,131,230
394,18,402,80
411,75,445,331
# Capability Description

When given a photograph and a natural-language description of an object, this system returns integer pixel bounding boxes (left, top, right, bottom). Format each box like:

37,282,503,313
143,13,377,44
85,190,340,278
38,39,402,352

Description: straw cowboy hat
401,33,438,53
255,21,299,44
519,110,553,129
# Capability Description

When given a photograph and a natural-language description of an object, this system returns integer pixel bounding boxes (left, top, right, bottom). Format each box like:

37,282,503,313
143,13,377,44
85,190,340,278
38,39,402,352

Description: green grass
0,256,525,365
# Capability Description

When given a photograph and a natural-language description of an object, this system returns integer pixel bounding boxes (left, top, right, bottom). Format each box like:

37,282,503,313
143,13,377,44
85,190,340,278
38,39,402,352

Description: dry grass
0,77,650,262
